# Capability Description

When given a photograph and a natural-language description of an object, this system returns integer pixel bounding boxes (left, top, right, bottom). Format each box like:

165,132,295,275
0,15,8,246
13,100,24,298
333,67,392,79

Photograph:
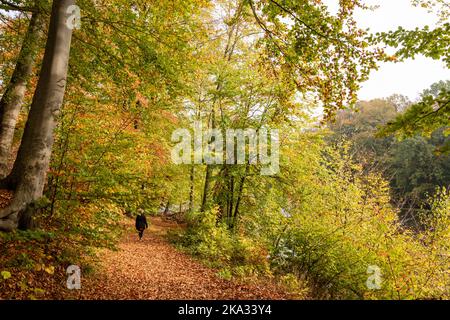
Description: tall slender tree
0,0,46,176
0,0,75,231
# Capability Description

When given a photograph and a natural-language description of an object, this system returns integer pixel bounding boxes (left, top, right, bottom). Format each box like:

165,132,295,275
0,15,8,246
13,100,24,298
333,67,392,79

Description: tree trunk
188,165,194,212
231,163,250,230
228,174,234,225
200,108,216,213
0,0,75,231
164,200,170,215
0,3,45,177
200,165,212,212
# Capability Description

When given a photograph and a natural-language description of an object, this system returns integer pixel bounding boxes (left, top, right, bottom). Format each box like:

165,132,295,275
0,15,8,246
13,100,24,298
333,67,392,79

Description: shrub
178,207,270,276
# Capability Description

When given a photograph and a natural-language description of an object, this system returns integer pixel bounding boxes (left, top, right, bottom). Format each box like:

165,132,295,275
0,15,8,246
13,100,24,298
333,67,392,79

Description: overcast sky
324,0,450,101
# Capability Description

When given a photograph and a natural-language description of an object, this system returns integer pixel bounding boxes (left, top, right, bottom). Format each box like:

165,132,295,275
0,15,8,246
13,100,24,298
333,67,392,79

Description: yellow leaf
44,266,55,275
1,271,11,280
34,288,45,296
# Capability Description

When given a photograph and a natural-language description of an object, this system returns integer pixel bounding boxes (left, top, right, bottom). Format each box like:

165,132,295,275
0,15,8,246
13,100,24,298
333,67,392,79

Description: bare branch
0,0,36,13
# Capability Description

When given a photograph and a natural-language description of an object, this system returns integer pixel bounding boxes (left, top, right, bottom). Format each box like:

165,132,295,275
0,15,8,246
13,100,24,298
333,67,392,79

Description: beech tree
0,0,75,231
0,0,46,176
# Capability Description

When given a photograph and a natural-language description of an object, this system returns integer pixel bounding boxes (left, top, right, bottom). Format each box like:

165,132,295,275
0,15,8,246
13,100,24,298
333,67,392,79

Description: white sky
324,0,450,101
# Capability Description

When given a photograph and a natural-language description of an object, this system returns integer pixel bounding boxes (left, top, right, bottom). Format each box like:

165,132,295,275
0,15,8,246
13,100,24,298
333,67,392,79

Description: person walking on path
135,209,148,240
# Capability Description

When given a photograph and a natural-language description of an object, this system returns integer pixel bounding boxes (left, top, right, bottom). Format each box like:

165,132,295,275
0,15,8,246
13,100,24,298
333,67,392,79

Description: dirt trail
80,217,289,300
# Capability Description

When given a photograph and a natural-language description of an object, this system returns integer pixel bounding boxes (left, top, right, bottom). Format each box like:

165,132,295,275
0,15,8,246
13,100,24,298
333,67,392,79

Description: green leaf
1,271,12,280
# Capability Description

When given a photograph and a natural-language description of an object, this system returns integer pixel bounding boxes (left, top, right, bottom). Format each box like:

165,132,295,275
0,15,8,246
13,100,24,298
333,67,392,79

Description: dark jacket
135,214,148,230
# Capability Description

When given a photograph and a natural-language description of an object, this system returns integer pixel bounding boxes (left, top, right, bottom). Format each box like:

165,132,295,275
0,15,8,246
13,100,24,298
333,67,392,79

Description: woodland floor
75,217,291,300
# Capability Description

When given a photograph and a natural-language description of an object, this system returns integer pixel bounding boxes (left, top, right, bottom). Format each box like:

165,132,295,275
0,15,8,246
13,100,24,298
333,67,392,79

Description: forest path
80,216,289,300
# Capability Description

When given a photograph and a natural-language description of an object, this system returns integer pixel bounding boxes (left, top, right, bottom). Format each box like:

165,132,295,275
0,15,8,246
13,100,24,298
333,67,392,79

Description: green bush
267,150,450,299
178,207,270,276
